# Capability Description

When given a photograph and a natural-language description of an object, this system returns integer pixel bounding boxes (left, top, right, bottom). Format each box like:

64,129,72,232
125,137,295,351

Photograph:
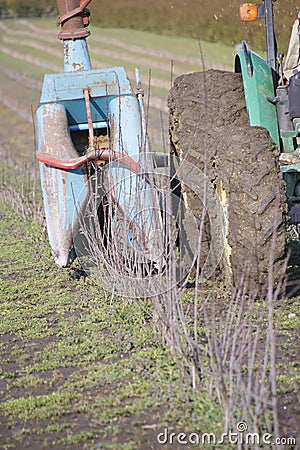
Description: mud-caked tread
168,69,286,286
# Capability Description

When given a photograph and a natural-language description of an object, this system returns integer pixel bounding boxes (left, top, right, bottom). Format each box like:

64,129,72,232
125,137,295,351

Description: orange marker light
240,3,259,22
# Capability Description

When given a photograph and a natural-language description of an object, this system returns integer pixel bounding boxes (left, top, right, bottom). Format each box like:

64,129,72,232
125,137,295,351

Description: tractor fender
36,102,89,267
235,41,280,146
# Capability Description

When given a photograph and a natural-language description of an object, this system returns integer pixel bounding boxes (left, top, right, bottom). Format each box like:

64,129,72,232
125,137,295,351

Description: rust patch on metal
56,0,91,40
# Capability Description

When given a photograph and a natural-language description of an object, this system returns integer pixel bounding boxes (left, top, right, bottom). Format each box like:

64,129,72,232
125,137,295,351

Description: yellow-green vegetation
0,17,236,152
0,199,226,449
0,0,52,17
0,197,298,447
0,190,299,448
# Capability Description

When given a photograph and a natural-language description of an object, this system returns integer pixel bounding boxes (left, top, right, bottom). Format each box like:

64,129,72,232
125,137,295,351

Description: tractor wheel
168,69,287,288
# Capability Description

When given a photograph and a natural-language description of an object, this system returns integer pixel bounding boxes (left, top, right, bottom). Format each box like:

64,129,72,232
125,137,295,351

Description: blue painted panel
40,67,132,104
63,39,92,72
63,97,112,125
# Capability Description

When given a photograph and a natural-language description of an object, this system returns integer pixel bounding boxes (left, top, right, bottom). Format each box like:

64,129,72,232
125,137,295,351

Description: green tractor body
168,0,299,286
235,43,280,146
236,0,300,221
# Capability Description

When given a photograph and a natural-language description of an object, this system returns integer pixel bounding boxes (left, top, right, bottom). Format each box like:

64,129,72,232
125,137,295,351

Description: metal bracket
83,86,94,149
281,122,300,141
56,0,92,26
242,40,253,78
257,4,266,19
37,149,142,174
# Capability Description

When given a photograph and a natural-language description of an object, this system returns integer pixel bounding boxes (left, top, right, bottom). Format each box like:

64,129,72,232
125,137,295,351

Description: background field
89,0,298,51
1,0,298,51
0,17,236,152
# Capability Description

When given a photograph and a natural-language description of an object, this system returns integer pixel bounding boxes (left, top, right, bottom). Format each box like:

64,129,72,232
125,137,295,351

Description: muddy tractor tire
168,69,287,287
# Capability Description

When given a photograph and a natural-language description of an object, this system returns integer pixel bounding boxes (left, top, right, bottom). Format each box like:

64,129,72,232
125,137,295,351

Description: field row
0,18,234,151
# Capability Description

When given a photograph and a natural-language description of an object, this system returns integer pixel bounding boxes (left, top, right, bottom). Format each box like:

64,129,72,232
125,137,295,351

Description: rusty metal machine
36,0,162,274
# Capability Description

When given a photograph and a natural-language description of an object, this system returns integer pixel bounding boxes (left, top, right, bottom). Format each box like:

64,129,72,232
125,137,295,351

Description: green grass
0,52,47,80
0,198,226,449
1,40,61,68
0,70,39,108
89,25,235,66
1,191,299,448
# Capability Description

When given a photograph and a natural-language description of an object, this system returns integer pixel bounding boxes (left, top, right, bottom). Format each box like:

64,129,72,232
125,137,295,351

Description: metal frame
36,0,162,267
262,0,278,73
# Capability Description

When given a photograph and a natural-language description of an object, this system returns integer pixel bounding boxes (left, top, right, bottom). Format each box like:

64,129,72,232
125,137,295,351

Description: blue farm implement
36,0,163,273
